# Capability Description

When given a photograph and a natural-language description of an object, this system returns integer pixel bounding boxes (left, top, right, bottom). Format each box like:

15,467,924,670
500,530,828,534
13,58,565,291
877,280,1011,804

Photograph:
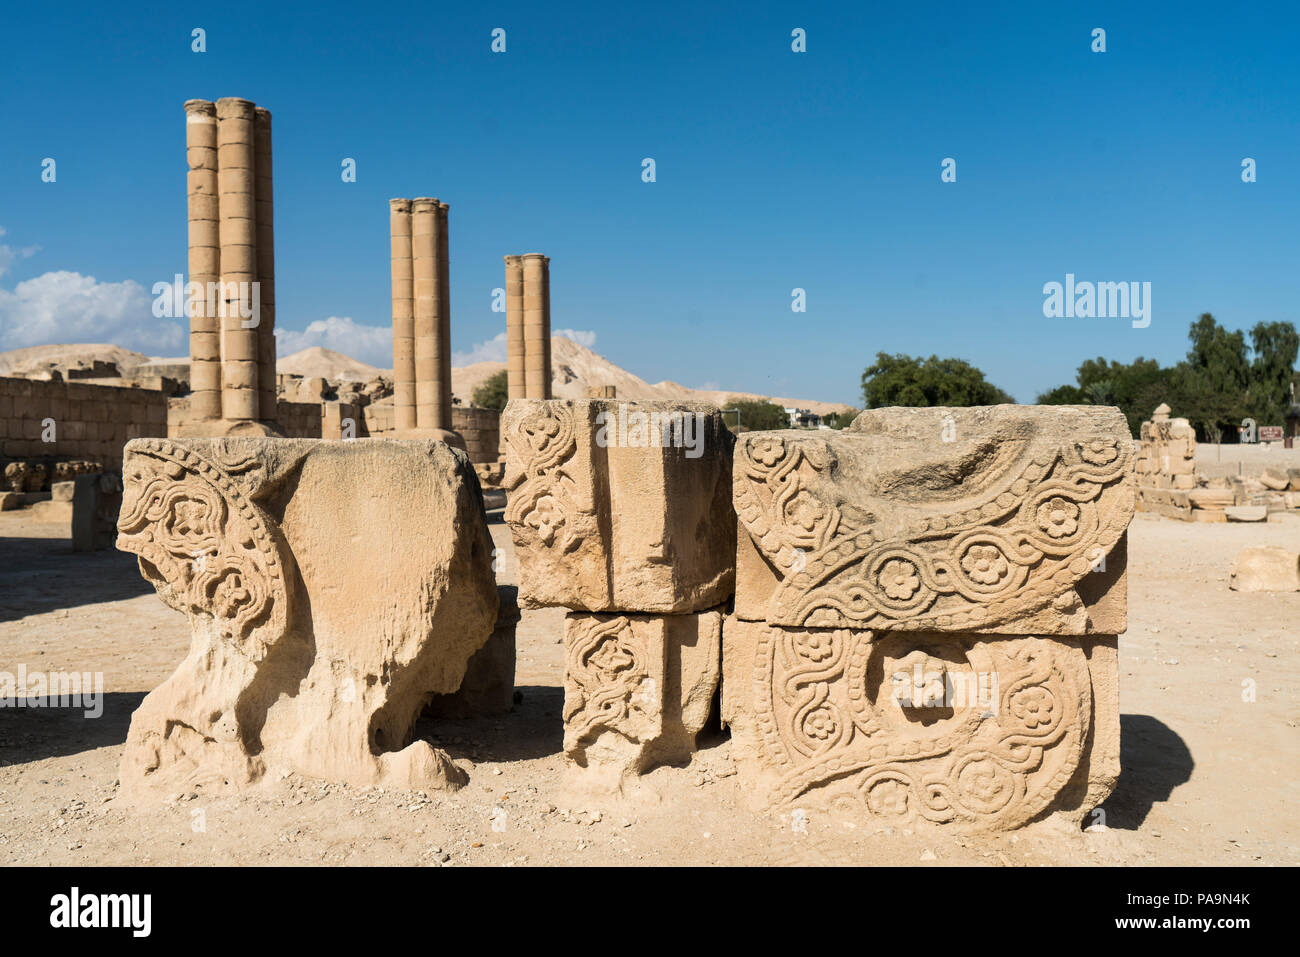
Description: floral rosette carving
504,403,586,554
753,628,1089,828
117,439,289,660
563,616,657,751
735,422,1133,631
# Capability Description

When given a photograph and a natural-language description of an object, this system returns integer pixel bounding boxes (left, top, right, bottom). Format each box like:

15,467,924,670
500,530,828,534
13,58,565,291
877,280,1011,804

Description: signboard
1258,426,1284,442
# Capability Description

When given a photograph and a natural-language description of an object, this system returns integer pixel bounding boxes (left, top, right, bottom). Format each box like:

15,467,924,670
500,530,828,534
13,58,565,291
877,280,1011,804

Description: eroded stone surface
1229,546,1300,592
115,436,497,800
733,405,1133,633
425,585,520,718
502,398,735,613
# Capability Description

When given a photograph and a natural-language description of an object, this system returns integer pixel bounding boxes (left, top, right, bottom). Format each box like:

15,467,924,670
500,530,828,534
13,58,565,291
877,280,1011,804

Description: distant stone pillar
216,97,259,421
412,198,438,429
253,107,277,425
522,254,551,399
540,255,552,400
436,201,453,430
184,100,222,421
505,255,525,401
390,199,417,431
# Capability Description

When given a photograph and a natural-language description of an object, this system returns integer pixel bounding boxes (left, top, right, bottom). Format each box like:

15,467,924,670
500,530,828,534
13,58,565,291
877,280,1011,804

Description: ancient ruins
389,197,458,443
6,96,1297,840
181,98,278,435
723,406,1131,828
114,436,502,799
505,254,553,401
501,398,734,788
1136,402,1300,521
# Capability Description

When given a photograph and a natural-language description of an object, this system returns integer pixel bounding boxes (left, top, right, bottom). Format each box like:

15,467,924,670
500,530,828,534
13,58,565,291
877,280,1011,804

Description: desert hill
0,336,855,417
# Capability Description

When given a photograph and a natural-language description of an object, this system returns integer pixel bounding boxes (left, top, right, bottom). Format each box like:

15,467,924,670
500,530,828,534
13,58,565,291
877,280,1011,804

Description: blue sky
1,0,1296,406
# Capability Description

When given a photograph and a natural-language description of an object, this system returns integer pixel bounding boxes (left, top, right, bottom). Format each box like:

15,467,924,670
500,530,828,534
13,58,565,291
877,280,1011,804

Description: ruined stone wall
451,407,500,464
276,400,324,438
363,401,395,436
0,376,168,473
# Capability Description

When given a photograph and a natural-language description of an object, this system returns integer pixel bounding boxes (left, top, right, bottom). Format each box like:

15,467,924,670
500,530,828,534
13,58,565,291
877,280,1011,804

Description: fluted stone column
254,106,276,425
185,100,222,421
390,199,416,431
436,201,452,430
216,97,259,421
505,255,525,401
522,254,551,399
412,198,438,429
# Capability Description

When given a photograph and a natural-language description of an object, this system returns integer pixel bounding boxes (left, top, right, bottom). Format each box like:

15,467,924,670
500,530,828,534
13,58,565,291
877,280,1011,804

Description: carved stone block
725,406,1133,828
115,437,497,800
563,607,722,788
722,618,1120,829
502,398,735,613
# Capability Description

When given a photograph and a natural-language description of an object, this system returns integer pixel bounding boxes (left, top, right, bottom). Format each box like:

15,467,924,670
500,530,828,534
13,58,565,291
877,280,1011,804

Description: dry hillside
0,337,855,416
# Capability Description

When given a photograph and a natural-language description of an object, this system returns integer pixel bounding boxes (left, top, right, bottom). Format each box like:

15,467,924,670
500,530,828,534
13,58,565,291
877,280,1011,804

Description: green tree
860,353,1014,408
471,369,509,411
723,397,789,432
822,410,859,430
1036,383,1086,405
1247,321,1300,424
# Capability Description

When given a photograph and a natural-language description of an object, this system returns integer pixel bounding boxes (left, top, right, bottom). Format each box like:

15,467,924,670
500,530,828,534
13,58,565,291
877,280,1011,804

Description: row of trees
473,315,1298,442
1036,315,1298,439
857,315,1298,441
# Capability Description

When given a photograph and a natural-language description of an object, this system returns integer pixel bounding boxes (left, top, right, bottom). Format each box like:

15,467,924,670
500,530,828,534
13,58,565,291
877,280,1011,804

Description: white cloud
452,331,507,366
0,269,185,354
451,328,598,367
0,227,40,280
555,328,597,349
274,316,392,367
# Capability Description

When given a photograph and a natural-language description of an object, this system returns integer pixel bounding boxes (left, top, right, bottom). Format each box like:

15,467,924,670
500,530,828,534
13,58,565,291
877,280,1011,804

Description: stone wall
452,407,500,464
0,376,168,473
360,400,500,464
278,400,324,439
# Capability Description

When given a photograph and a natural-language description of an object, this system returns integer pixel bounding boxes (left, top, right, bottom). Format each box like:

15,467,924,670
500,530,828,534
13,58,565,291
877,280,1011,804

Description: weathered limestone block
1260,468,1290,491
563,607,722,788
722,618,1119,830
4,462,29,494
425,585,520,718
502,398,735,613
115,437,497,801
71,473,122,552
1229,547,1300,591
725,406,1134,829
733,406,1133,633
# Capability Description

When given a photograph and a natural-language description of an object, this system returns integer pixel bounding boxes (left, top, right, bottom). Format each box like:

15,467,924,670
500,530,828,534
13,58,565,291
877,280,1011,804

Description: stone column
522,254,550,399
540,255,552,400
216,97,259,421
505,256,526,401
390,200,417,431
436,201,453,430
254,107,277,425
412,198,438,429
185,100,222,421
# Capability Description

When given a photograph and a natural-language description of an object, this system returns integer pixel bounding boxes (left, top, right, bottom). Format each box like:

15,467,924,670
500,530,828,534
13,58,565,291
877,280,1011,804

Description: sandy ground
1,508,1296,867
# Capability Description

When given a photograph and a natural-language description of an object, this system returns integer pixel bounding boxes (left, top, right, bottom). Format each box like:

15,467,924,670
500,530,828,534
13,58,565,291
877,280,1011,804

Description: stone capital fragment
502,398,736,613
115,437,497,800
724,405,1134,830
